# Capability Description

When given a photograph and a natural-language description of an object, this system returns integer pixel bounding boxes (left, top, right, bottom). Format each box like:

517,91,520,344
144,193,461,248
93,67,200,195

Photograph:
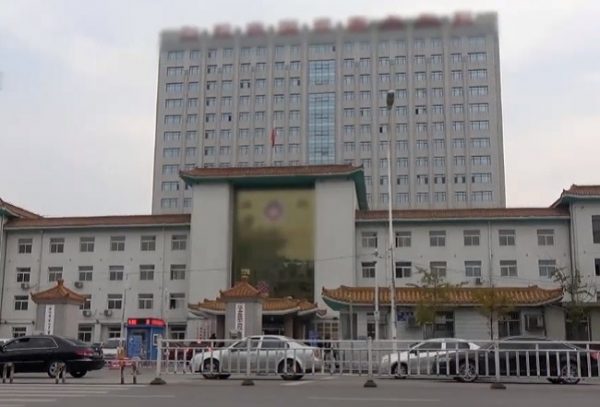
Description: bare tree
472,287,514,340
552,267,593,339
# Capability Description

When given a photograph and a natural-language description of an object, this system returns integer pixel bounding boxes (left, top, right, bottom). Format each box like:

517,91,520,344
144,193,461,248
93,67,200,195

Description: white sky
0,0,599,216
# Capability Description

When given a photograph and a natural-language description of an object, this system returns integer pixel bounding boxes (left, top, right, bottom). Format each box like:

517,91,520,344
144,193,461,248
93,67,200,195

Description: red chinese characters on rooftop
347,16,369,32
278,20,299,35
246,22,266,36
214,23,232,38
313,18,332,33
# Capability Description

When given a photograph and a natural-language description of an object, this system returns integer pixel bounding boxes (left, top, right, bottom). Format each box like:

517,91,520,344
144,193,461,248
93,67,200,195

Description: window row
361,229,555,249
17,235,187,255
367,191,494,205
360,259,558,279
14,263,188,284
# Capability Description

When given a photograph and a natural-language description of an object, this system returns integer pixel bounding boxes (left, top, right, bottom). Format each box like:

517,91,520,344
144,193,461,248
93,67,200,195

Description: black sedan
0,335,105,378
436,336,600,384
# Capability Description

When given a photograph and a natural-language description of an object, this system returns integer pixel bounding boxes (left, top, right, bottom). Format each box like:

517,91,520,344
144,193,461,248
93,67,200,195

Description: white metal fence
152,337,600,384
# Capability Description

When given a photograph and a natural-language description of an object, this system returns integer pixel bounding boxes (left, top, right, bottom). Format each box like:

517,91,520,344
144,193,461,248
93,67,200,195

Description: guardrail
151,337,600,386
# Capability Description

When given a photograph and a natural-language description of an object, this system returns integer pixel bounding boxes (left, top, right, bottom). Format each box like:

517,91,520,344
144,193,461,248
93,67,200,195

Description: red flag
270,127,277,147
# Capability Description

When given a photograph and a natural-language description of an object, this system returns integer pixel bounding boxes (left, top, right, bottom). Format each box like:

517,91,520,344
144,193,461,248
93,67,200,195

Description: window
471,138,491,148
469,86,488,97
48,267,63,282
500,260,518,277
12,327,27,338
171,235,187,251
395,262,411,278
166,82,183,92
161,198,178,209
309,60,335,85
469,69,487,80
49,237,64,254
14,295,28,311
140,265,155,281
474,191,493,201
470,120,489,130
18,238,32,254
109,265,124,281
465,261,482,277
416,175,428,185
80,295,91,310
107,236,125,252
361,262,376,279
472,155,491,165
434,192,447,202
78,266,93,282
79,237,94,253
595,259,600,277
455,192,467,202
468,52,487,62
434,175,446,184
430,231,446,247
430,261,447,278
535,229,555,246
394,231,411,248
499,229,515,246
538,259,557,278
107,294,123,310
472,173,492,184
16,267,31,283
78,325,93,342
452,88,463,97
170,264,186,280
361,231,377,248
138,294,154,310
166,293,186,310
463,230,480,246
451,70,463,81
593,216,600,243
141,236,156,251
498,312,521,338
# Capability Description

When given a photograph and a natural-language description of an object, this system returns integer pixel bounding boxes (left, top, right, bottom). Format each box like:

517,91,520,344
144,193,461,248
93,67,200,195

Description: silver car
380,338,480,378
191,335,322,380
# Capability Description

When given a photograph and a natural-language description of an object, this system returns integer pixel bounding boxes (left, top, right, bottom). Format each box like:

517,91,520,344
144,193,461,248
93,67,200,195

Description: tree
411,267,463,339
472,287,514,340
552,267,593,339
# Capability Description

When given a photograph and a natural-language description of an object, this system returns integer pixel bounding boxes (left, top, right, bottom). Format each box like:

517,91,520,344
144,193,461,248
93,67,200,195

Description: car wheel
547,378,561,384
457,361,478,383
392,363,407,379
559,363,580,385
70,370,87,378
279,359,303,380
201,359,220,380
47,361,66,378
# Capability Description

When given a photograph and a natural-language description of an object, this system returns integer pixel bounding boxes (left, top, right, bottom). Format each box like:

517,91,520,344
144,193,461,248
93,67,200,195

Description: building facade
1,167,599,343
152,12,505,213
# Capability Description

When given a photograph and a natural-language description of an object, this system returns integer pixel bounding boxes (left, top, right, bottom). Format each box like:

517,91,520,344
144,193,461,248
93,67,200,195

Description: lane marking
0,400,56,403
281,380,312,386
308,397,440,402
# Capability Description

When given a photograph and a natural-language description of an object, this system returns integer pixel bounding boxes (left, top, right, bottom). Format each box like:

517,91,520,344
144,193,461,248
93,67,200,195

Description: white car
380,338,480,378
191,335,322,380
101,338,125,360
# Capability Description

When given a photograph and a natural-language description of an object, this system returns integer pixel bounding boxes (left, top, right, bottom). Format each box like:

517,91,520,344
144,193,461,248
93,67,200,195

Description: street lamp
386,89,398,341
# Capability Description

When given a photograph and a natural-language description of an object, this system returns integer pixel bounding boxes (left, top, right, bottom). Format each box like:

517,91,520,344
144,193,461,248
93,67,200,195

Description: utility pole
386,89,397,341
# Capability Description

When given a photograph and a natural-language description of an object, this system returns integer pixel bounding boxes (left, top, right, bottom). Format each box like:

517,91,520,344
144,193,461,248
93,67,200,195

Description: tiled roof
180,164,360,179
219,277,262,299
5,214,190,229
356,207,569,221
0,198,42,219
563,185,600,196
30,280,87,304
189,296,320,315
322,286,563,306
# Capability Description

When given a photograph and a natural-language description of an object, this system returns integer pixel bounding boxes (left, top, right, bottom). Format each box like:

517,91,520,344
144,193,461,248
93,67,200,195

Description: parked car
438,336,600,384
380,338,480,378
190,335,322,380
0,335,105,378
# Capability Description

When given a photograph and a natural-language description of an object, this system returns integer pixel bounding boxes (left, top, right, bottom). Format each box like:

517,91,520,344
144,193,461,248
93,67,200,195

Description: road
1,371,599,407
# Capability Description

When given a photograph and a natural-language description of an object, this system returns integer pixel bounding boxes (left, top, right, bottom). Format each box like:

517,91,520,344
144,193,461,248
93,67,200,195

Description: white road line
281,380,313,386
0,400,55,403
308,396,440,402
0,391,108,395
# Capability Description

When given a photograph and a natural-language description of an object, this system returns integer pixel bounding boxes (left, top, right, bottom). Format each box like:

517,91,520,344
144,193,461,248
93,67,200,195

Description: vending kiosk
126,318,166,360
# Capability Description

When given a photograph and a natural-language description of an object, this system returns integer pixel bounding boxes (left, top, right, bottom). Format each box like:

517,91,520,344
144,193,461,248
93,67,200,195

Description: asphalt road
2,372,600,407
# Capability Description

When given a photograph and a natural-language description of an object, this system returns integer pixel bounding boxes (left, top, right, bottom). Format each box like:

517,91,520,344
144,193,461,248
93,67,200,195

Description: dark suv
0,335,105,378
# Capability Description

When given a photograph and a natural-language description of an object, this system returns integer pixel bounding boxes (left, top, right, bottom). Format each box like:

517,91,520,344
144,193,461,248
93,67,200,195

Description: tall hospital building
152,13,505,214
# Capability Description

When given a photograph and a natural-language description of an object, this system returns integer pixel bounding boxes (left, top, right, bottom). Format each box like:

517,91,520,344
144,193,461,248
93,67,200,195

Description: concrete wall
454,309,489,340
545,306,566,340
570,202,600,300
189,183,232,304
314,179,357,311
224,300,261,337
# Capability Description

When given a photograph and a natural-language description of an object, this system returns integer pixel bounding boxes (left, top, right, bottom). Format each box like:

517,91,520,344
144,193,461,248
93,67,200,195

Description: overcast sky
0,0,598,216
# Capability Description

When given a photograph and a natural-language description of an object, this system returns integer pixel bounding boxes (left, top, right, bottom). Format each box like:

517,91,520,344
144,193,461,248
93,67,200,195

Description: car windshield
62,338,88,347
102,340,122,349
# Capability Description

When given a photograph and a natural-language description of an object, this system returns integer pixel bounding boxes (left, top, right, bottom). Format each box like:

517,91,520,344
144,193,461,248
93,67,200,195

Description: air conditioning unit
74,281,84,289
82,310,92,317
104,309,113,317
20,282,30,290
474,277,483,286
526,315,544,330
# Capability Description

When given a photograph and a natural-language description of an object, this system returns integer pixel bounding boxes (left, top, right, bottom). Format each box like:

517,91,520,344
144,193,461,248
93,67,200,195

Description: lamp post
386,90,398,341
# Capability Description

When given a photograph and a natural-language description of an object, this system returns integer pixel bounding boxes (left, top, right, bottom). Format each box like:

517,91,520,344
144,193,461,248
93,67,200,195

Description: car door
258,338,286,373
28,337,59,372
1,337,45,372
409,341,443,375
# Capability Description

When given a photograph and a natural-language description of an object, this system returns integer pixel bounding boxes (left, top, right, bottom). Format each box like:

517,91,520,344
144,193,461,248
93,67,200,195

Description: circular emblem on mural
264,200,283,222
